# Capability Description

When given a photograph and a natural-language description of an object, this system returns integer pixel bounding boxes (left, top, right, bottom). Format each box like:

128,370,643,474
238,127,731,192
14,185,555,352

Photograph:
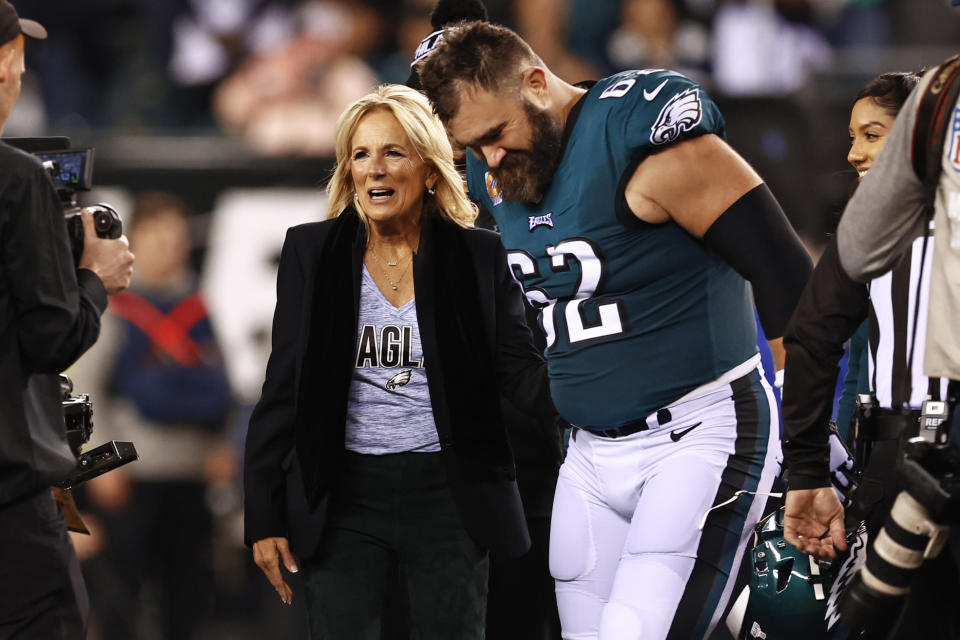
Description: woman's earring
354,192,360,202
426,186,436,196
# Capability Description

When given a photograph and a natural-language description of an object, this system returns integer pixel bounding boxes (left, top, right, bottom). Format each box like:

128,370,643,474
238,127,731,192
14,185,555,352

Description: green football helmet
726,508,868,640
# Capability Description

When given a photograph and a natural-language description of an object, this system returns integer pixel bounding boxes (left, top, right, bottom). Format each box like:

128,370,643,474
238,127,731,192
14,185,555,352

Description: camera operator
0,2,134,637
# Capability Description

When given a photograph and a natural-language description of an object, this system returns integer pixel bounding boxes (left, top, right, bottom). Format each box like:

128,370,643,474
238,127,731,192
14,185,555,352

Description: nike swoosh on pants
670,421,702,442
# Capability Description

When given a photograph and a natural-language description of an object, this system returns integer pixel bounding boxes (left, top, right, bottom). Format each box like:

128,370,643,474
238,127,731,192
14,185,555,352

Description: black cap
0,1,46,47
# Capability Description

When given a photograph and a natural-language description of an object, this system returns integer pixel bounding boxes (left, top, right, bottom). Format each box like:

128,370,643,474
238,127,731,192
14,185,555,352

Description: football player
417,20,812,640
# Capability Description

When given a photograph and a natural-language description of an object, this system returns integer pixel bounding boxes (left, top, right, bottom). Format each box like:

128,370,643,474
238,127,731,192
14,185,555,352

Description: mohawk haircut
417,20,539,122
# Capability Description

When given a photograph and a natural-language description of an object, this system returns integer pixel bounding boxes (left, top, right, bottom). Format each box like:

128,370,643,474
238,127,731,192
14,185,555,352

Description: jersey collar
558,80,596,157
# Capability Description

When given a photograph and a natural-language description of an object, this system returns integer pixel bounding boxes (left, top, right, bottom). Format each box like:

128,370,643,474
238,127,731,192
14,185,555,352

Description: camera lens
840,490,948,636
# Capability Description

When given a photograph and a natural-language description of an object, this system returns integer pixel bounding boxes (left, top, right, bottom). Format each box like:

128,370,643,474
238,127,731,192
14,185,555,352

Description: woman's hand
253,536,300,604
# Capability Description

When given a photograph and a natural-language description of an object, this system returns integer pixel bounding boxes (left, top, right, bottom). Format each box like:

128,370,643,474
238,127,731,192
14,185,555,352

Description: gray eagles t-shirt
343,265,440,454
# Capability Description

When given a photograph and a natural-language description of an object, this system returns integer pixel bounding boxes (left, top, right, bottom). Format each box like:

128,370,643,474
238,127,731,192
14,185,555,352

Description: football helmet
726,508,868,640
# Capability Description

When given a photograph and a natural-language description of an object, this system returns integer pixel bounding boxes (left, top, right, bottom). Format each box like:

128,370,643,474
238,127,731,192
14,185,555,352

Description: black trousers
486,462,560,640
302,452,488,640
0,489,88,639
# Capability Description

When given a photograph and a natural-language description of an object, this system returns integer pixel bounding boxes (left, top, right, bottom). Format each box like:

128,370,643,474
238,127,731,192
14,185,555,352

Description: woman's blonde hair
326,84,477,228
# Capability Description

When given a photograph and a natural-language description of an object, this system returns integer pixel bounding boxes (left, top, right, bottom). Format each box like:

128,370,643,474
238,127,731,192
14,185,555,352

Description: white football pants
550,365,779,640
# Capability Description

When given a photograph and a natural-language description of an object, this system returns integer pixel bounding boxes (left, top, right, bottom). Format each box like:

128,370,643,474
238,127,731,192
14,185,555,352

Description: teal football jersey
467,70,758,428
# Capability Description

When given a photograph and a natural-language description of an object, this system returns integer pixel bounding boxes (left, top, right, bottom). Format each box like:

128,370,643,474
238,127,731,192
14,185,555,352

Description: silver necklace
369,245,411,291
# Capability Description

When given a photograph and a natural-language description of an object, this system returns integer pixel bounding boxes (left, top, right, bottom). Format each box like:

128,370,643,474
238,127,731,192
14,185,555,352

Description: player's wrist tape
702,184,813,339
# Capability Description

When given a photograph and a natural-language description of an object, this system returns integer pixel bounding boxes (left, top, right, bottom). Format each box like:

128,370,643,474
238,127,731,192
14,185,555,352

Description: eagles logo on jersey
650,87,703,145
386,369,413,390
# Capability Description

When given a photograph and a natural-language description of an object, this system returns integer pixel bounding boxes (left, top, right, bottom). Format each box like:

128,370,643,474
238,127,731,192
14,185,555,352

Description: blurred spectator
812,0,891,49
564,0,622,74
168,0,299,127
370,0,434,85
70,192,236,640
23,1,144,130
606,0,711,84
211,0,378,155
712,0,832,95
170,0,295,88
513,0,601,83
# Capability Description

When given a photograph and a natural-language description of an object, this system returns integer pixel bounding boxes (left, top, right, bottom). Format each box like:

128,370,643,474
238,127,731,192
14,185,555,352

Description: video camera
5,137,122,265
57,374,138,489
37,147,123,265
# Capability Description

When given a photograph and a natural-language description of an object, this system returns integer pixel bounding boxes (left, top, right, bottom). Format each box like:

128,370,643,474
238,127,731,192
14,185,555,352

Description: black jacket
0,141,107,504
243,209,557,558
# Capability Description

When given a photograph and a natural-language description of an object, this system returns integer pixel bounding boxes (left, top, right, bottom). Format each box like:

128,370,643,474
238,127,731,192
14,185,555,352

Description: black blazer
243,209,556,559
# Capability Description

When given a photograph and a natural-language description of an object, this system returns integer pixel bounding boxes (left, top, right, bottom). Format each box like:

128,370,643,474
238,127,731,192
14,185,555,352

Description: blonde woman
243,85,558,639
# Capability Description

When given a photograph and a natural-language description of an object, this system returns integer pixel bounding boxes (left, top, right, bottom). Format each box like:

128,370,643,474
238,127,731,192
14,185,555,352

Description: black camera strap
912,55,960,191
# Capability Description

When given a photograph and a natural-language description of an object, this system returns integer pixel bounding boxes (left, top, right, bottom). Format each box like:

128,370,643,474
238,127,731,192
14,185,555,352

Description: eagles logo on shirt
485,171,503,206
386,370,413,390
650,88,703,145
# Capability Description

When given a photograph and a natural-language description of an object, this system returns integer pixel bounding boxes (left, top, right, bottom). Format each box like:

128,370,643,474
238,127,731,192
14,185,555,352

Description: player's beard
493,101,564,204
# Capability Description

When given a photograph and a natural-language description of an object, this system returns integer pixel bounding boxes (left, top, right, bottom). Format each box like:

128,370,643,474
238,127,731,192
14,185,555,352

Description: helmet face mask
726,509,868,640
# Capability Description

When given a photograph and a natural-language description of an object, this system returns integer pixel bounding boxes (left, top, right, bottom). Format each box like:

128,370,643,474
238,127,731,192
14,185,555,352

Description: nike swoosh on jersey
643,79,669,101
669,421,702,442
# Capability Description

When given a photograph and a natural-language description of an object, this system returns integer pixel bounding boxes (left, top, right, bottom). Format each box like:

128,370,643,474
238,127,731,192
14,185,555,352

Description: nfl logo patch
950,107,960,173
485,171,503,206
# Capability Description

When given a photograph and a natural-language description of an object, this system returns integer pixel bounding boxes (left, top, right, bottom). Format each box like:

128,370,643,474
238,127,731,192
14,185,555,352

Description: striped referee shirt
867,221,947,408
782,223,939,489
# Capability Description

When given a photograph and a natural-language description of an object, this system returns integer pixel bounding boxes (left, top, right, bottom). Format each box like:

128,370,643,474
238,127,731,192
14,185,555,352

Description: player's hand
253,536,299,604
784,488,847,560
78,209,134,295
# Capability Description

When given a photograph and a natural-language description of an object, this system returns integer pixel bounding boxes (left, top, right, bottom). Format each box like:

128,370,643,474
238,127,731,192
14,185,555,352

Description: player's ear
520,66,549,108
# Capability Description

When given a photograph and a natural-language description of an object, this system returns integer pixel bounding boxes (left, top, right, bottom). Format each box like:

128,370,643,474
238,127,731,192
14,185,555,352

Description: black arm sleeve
781,237,870,489
702,183,813,339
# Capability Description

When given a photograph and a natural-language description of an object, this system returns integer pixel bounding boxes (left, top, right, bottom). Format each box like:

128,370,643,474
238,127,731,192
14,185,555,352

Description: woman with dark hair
832,70,925,439
847,71,924,184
